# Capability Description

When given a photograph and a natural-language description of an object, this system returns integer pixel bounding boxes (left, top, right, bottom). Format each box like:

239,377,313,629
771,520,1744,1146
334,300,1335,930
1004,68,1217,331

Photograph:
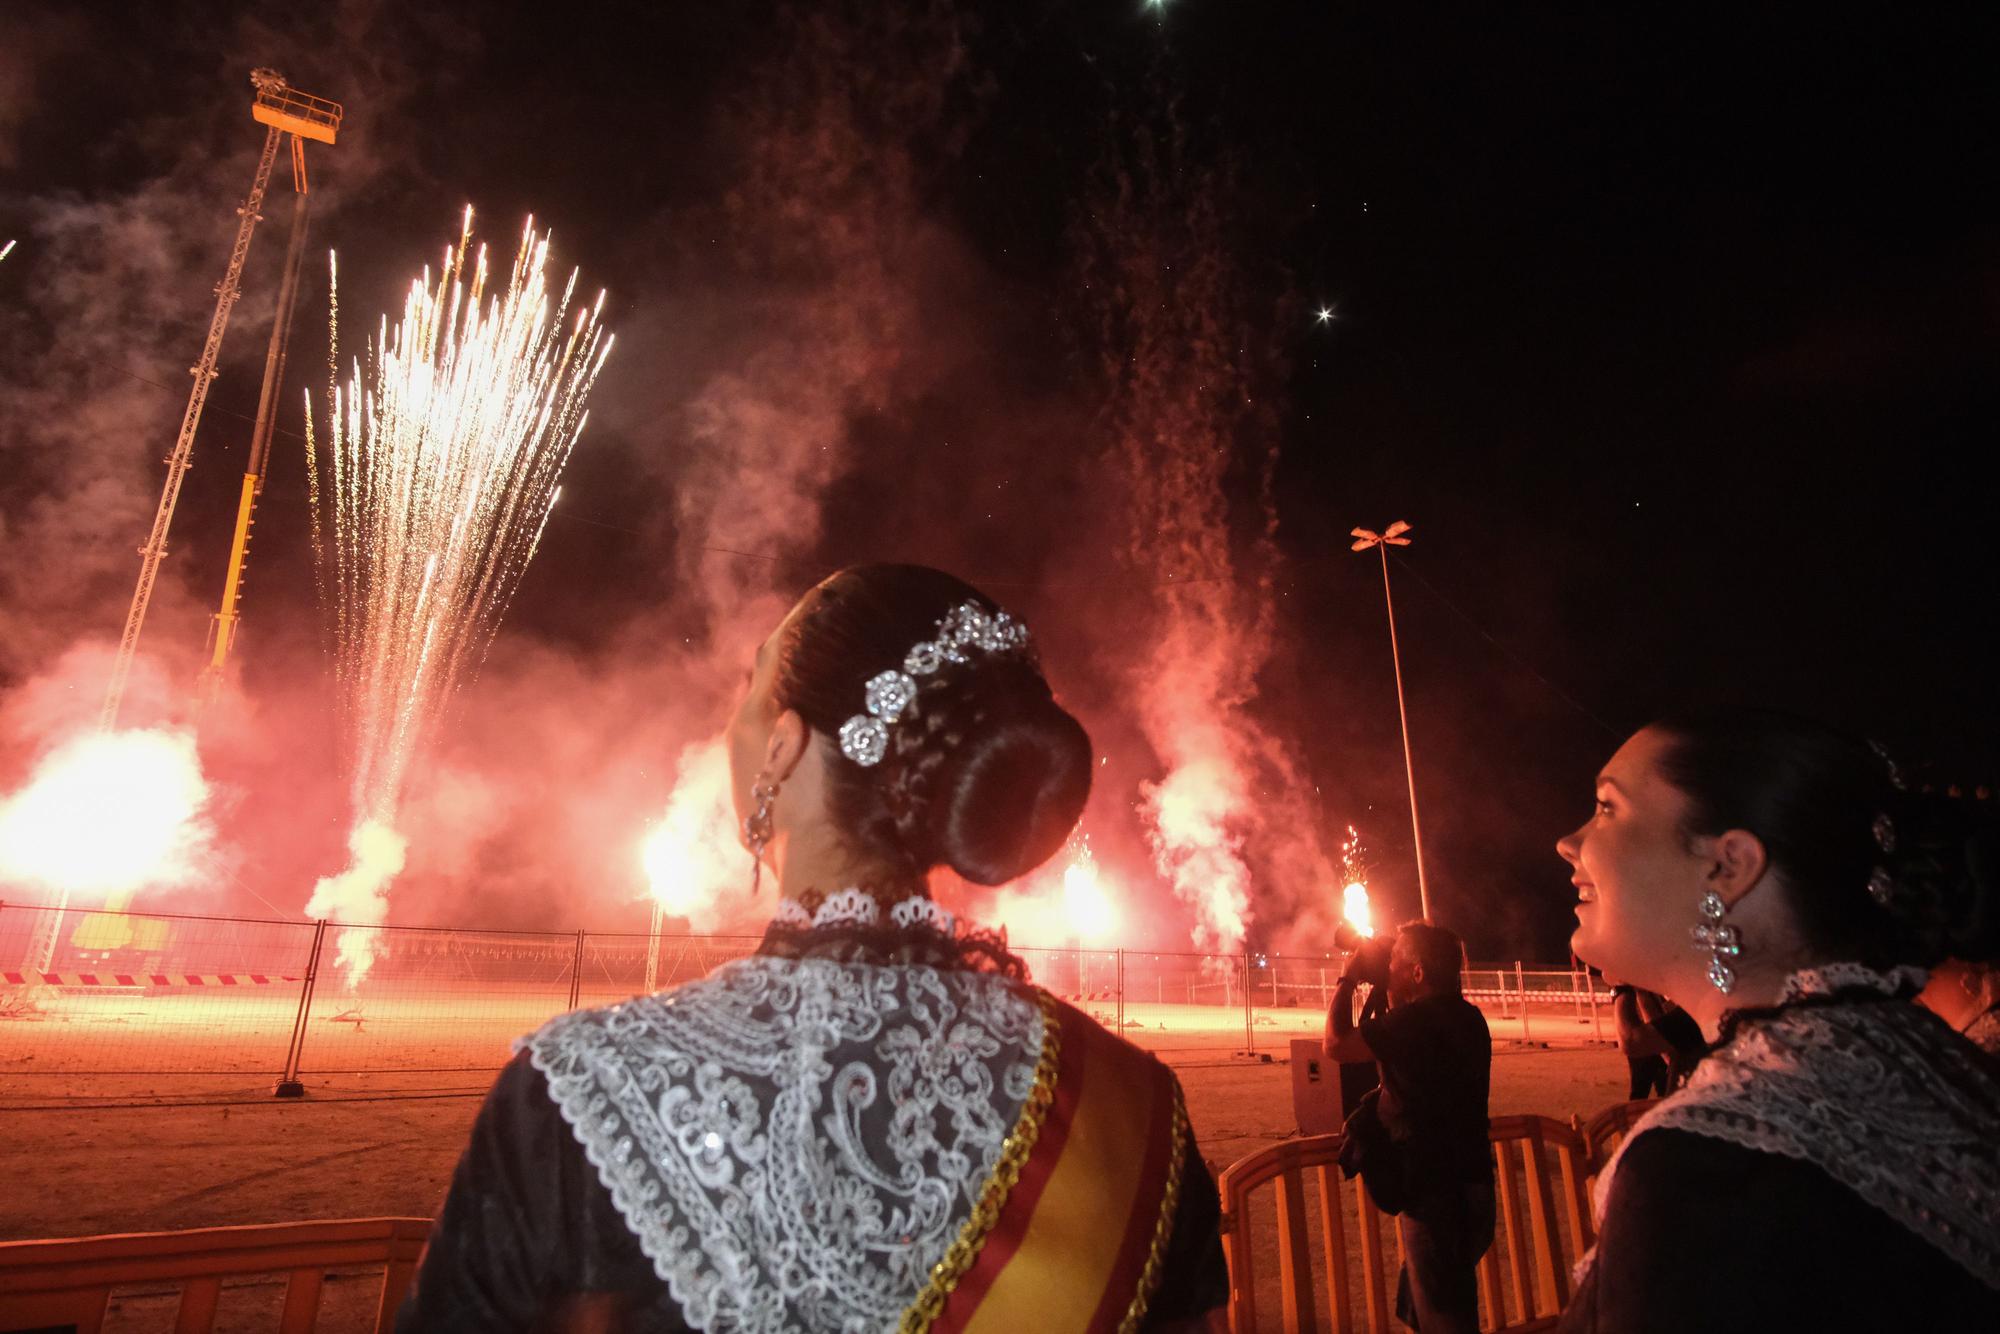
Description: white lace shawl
522,954,1046,1334
1590,962,2000,1290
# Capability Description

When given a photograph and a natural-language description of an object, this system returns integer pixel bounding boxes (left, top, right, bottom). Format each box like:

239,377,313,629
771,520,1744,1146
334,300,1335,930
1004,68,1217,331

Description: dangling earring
1692,889,1741,993
743,775,780,895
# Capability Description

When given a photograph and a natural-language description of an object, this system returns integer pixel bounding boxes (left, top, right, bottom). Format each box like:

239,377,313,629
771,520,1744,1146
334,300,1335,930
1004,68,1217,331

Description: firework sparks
304,210,614,984
1342,882,1375,938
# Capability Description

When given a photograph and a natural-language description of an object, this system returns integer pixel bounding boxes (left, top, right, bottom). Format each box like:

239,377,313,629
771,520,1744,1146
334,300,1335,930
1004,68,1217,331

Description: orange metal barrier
0,1216,428,1333
1218,1115,1595,1334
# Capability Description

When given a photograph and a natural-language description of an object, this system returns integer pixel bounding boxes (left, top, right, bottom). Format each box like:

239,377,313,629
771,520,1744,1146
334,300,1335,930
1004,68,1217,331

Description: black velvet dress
1558,1128,1999,1332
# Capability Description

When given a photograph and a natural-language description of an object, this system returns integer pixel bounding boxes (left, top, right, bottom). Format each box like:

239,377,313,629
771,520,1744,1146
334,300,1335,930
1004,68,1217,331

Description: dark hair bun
884,660,1093,885
775,564,1094,889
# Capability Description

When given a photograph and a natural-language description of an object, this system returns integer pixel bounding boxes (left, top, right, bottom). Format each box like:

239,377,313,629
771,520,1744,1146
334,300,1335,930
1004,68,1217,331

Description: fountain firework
304,210,614,983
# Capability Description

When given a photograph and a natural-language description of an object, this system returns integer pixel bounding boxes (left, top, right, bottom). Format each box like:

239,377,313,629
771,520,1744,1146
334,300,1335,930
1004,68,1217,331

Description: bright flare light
0,729,214,901
1061,837,1119,943
304,209,614,984
640,738,745,928
1342,881,1375,938
1315,305,1335,324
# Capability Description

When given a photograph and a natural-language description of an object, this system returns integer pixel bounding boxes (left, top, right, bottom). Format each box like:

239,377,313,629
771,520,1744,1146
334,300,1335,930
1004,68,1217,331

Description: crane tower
23,73,340,978
98,69,341,730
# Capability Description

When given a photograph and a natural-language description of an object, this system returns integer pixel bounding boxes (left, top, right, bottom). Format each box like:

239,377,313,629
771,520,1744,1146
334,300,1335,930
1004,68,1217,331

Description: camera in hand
1334,924,1393,987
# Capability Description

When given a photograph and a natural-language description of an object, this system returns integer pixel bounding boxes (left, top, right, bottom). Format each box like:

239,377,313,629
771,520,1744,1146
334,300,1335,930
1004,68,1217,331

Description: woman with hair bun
1555,708,2000,1331
400,565,1228,1333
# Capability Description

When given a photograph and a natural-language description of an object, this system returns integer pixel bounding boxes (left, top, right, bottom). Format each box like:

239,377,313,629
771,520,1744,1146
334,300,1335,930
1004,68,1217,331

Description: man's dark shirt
1359,993,1492,1190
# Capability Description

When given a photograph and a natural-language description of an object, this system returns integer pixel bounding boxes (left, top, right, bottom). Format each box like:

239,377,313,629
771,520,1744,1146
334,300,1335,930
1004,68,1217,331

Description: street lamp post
1351,520,1432,922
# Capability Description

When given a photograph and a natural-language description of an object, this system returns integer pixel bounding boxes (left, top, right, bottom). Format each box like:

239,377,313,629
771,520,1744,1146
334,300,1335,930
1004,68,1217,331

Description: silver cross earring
743,775,779,895
1692,889,1741,993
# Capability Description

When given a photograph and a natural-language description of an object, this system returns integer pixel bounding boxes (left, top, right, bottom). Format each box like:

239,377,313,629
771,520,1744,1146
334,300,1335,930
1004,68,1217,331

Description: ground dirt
0,1005,1628,1332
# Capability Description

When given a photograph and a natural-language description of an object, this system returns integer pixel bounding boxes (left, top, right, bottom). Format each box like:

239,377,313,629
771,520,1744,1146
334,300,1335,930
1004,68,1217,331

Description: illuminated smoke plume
0,727,217,904
304,212,613,982
1077,108,1333,957
635,2,987,917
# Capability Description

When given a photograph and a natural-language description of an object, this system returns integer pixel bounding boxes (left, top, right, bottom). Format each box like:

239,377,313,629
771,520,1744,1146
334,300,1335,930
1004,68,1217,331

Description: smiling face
1557,726,1715,993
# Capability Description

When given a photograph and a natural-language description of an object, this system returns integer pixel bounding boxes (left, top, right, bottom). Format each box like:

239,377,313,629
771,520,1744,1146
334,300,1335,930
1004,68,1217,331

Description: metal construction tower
195,81,335,709
23,73,341,979
98,69,341,731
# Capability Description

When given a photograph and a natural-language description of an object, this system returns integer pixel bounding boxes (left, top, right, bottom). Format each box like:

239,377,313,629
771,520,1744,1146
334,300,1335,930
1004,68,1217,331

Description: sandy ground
0,1014,1626,1242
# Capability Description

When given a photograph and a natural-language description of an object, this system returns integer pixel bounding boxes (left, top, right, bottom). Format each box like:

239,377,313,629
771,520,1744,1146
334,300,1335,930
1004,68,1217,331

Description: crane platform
252,81,342,144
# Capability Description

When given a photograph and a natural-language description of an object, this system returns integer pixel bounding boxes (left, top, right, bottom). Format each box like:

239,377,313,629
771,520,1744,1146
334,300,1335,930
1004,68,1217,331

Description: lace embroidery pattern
525,955,1047,1333
811,887,880,929
1590,962,2000,1290
765,891,958,937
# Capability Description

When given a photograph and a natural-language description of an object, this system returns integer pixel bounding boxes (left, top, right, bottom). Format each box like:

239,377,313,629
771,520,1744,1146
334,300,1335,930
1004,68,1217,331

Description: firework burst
304,210,613,983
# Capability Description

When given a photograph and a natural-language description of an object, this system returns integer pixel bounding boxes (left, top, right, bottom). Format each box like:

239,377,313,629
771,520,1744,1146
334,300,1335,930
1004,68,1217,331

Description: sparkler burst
304,210,614,983
1342,882,1374,938
1060,834,1119,943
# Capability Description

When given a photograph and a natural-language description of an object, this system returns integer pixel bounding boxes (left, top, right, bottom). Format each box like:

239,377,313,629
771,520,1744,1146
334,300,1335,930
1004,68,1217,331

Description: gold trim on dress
899,988,1065,1334
1117,1084,1190,1334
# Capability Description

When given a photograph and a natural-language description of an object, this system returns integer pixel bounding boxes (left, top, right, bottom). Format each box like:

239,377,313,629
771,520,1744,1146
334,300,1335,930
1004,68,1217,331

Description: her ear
765,708,811,783
1708,828,1771,909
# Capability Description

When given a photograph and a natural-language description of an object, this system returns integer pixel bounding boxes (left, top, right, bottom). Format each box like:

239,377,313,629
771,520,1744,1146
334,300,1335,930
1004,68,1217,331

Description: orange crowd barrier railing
1218,1114,1596,1334
0,1216,428,1333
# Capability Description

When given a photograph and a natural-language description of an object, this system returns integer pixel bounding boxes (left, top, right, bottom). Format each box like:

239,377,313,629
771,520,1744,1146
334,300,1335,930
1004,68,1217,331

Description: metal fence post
1243,945,1254,1055
1116,949,1125,1033
567,930,585,1010
1516,960,1530,1040
275,919,326,1098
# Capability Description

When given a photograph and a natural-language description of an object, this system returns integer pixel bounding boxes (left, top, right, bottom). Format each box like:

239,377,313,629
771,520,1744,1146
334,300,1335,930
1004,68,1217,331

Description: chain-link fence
0,901,1611,1087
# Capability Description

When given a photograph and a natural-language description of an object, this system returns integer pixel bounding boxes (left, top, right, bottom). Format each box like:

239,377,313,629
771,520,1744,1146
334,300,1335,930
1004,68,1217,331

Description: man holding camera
1325,922,1494,1334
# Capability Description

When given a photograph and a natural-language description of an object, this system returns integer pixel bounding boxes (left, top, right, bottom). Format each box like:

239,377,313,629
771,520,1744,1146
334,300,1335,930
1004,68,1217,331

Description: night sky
1,2,1992,960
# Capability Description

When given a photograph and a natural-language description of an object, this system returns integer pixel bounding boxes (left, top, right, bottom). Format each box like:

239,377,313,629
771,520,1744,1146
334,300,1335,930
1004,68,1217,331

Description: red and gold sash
902,991,1189,1334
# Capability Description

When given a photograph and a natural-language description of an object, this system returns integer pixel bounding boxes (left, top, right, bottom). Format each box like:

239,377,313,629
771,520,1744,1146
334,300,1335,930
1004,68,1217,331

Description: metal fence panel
1,903,1619,1081
0,903,317,1075
293,925,578,1074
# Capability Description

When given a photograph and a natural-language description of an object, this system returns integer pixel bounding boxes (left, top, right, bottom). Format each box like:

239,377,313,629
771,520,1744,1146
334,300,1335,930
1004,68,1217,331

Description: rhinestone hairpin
836,601,1032,767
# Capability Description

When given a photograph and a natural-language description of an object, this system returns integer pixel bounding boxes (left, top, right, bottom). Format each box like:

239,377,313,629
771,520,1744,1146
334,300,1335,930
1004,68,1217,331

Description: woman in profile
1555,709,2000,1330
399,565,1227,1333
